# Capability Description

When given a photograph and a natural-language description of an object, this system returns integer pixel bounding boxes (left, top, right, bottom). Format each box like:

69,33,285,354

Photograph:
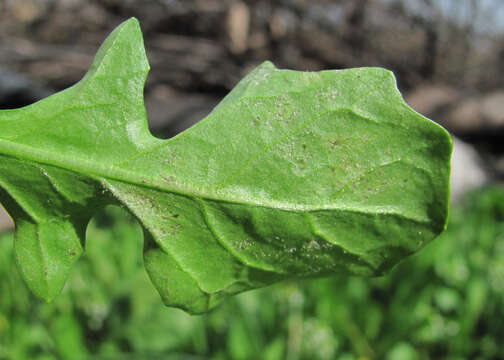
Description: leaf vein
196,198,285,275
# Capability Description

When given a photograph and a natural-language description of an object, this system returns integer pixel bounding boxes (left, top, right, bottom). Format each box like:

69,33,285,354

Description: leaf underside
0,18,452,314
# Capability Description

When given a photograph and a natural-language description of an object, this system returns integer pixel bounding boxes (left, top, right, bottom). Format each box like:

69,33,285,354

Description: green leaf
0,18,451,314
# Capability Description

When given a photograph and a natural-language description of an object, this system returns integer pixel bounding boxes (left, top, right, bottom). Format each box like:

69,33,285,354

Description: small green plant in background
0,17,450,315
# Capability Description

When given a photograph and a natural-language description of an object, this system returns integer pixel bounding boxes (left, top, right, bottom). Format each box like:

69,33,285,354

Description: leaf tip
115,17,143,38
258,60,276,69
84,16,149,81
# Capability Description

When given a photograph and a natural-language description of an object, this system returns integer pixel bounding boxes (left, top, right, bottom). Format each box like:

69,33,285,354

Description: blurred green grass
1,186,503,360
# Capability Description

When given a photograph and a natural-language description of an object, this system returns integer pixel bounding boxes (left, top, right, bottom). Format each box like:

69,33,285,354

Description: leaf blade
0,18,451,313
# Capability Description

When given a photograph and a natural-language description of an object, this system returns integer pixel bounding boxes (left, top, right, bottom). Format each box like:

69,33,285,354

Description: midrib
0,137,210,202
0,138,428,221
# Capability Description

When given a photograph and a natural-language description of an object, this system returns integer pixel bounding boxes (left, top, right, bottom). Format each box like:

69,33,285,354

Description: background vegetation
1,187,503,359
